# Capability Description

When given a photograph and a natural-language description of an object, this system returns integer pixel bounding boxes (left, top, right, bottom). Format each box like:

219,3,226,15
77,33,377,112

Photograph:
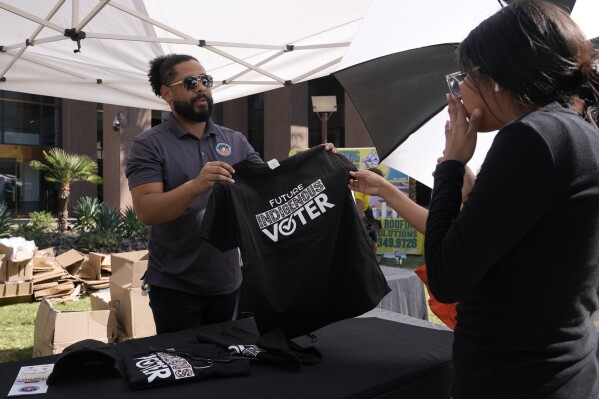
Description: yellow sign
378,219,424,255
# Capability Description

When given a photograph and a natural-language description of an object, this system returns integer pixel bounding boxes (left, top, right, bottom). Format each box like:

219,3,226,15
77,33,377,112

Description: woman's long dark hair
458,0,599,127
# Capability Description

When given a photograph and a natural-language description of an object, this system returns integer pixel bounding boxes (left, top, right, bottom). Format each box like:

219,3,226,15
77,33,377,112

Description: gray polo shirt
125,116,262,295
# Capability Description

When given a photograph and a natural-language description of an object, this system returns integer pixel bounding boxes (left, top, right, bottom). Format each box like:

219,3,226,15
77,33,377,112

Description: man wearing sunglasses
125,54,264,334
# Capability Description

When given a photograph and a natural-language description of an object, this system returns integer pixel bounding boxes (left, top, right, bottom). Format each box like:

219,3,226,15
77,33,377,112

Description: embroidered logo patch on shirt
216,143,232,156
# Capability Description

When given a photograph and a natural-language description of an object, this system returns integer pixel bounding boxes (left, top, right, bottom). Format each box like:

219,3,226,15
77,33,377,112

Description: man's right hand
192,161,236,194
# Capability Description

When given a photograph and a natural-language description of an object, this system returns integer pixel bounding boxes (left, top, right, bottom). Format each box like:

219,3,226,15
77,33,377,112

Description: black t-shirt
200,146,390,339
120,343,250,389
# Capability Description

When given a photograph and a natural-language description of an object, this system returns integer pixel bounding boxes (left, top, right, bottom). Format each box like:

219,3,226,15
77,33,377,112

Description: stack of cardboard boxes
0,242,36,304
32,250,157,357
106,250,156,340
88,250,157,340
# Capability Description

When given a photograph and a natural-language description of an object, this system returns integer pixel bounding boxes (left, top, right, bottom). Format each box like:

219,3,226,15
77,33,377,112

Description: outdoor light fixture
112,109,128,132
112,112,120,131
311,96,337,144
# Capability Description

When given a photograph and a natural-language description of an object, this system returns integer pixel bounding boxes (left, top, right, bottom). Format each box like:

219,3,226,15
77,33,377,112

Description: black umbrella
335,43,458,161
334,0,596,184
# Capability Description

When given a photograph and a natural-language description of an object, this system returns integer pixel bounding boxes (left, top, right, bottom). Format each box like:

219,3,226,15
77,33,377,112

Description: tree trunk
408,176,417,202
58,182,70,231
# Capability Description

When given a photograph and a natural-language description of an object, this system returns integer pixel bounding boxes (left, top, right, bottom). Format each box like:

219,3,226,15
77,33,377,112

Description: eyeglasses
169,74,214,91
445,67,480,97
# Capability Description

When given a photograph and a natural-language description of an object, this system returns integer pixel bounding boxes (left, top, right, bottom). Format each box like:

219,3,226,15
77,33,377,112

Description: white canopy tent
0,0,371,110
1,0,597,187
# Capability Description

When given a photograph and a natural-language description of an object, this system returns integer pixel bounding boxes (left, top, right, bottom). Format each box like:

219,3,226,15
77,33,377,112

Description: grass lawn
0,297,91,363
0,254,444,364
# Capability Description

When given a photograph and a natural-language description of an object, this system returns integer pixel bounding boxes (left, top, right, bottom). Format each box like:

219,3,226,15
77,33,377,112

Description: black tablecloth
1,317,454,399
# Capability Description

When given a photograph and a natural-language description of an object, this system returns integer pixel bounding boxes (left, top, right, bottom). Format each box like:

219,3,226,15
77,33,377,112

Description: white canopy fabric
1,1,597,186
336,0,599,187
0,0,371,110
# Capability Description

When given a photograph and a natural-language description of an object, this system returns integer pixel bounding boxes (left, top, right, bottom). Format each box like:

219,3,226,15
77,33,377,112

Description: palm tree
30,148,102,231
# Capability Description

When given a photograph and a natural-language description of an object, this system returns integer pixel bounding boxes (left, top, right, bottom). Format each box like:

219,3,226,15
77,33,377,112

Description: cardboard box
0,253,33,282
0,280,33,299
109,251,155,339
77,260,99,280
0,241,36,263
90,290,112,311
33,297,117,357
34,248,55,257
31,255,58,269
110,286,155,339
0,243,34,281
79,253,111,280
101,255,112,274
55,249,85,275
0,280,33,305
33,281,75,300
0,254,6,281
7,259,33,281
111,251,148,289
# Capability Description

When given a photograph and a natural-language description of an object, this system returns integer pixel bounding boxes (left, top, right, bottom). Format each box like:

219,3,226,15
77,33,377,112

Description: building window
0,91,61,147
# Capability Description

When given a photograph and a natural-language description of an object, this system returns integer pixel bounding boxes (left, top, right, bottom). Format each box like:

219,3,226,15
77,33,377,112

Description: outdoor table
378,265,428,320
0,310,453,399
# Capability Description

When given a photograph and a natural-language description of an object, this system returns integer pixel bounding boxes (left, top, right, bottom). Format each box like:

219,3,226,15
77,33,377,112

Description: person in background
390,1,598,397
354,167,384,252
349,136,475,330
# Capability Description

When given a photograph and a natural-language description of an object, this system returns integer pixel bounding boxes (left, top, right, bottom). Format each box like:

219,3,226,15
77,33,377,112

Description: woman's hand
348,169,390,197
437,119,477,204
443,94,482,164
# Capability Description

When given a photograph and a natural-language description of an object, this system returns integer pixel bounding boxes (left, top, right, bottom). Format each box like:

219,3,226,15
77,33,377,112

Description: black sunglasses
169,74,214,91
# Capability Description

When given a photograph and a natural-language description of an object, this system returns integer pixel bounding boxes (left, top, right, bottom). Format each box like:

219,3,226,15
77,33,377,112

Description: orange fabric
414,264,458,330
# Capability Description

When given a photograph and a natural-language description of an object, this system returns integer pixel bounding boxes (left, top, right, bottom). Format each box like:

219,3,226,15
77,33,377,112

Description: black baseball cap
46,339,121,385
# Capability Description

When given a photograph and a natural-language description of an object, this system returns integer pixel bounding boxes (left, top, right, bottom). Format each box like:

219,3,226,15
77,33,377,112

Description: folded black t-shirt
196,324,321,371
121,343,250,389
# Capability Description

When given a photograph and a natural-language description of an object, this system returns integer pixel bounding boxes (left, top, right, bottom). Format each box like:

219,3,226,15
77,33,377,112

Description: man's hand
192,161,236,194
323,143,337,153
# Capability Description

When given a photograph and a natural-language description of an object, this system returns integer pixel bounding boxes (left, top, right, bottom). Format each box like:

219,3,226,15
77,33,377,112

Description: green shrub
73,196,100,231
95,203,122,234
28,211,55,231
77,230,121,254
11,224,52,248
75,202,124,253
0,204,12,237
120,206,148,240
10,210,54,248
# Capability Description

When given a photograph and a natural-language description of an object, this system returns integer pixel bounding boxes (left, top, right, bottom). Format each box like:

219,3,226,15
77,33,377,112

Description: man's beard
172,94,214,122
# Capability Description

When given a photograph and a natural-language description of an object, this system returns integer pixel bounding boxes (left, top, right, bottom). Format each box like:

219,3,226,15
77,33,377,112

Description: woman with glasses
352,1,599,397
426,1,599,398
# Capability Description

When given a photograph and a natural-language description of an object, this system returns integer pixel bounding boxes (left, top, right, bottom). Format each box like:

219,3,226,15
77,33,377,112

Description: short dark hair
148,54,198,97
458,0,599,125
